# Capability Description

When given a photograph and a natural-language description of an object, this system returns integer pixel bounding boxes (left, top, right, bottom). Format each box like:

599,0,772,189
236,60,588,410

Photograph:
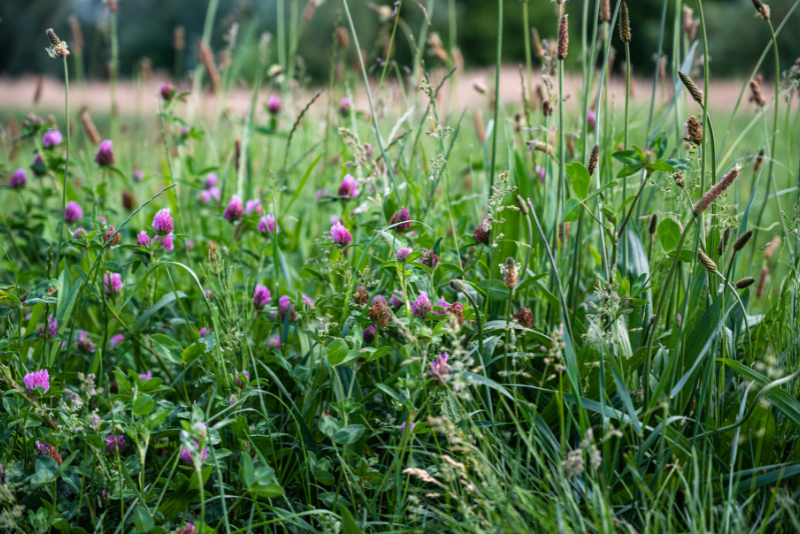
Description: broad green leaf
566,162,591,200
332,424,365,445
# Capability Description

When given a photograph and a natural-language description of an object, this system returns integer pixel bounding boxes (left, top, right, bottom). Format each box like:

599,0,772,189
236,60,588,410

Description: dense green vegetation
2,0,800,532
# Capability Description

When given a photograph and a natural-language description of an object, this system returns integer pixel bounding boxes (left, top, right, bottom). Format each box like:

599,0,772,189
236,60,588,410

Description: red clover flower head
411,291,433,318
224,195,244,222
338,174,359,199
253,284,271,310
106,435,125,454
42,130,63,148
258,214,278,235
64,201,83,223
104,273,123,296
152,208,174,235
94,140,115,166
330,222,352,246
24,369,50,394
10,168,27,189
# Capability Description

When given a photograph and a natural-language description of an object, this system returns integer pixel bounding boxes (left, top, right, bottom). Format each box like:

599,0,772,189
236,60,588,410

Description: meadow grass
1,0,800,533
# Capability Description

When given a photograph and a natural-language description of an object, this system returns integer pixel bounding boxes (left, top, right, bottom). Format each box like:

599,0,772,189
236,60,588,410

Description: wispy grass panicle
692,165,740,215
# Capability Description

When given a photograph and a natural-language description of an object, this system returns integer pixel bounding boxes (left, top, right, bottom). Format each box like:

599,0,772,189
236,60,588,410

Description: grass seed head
557,16,569,60
686,114,703,146
735,277,755,289
648,214,658,235
693,165,739,216
588,144,599,175
600,0,611,23
678,71,704,105
757,266,769,298
733,230,753,251
619,2,632,42
698,250,717,273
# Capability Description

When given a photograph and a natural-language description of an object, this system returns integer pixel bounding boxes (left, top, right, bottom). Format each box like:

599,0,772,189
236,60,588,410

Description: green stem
54,56,70,278
488,0,503,193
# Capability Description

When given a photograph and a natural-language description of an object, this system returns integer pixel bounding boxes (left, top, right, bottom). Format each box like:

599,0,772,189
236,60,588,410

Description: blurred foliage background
2,0,799,83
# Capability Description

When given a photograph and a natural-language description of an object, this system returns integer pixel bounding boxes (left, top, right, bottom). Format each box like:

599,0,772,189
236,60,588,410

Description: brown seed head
675,312,682,328
80,108,102,145
678,71,703,104
718,227,731,255
764,236,781,259
446,301,465,327
108,0,118,13
735,277,755,289
757,266,769,299
46,29,70,58
753,149,765,172
542,99,553,117
337,27,350,49
69,16,84,53
649,214,658,235
600,0,611,23
698,250,717,273
693,165,740,216
38,443,63,466
515,194,529,215
121,190,135,212
752,0,771,19
531,28,544,59
686,115,703,146
682,7,694,35
369,298,392,328
733,230,753,252
557,16,569,61
749,79,766,107
514,307,534,329
353,286,369,306
503,257,518,290
588,144,600,175
619,2,632,42
673,171,686,188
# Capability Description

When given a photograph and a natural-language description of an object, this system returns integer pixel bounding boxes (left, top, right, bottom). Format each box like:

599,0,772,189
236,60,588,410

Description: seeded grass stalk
110,5,119,136
569,0,603,310
752,20,784,260
488,0,503,192
188,0,220,121
341,0,400,206
522,0,533,105
647,0,668,134
53,55,70,278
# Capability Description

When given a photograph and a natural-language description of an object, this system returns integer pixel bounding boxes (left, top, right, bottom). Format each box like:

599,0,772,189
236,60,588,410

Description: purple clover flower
42,130,63,148
76,330,96,353
268,336,281,349
133,170,144,182
160,82,175,101
235,370,249,389
390,207,411,232
330,222,352,246
245,199,262,215
338,174,359,199
110,334,125,347
400,421,415,433
24,369,50,394
339,98,351,116
224,195,244,222
139,371,153,381
363,325,376,343
9,168,27,189
204,173,218,188
253,284,271,310
411,291,432,318
159,235,174,252
64,201,83,223
32,153,46,176
106,435,125,453
372,295,387,306
104,273,123,296
258,214,278,235
73,228,87,239
427,352,451,381
267,95,281,114
435,297,449,316
389,291,404,308
94,140,115,166
180,441,208,465
396,247,412,261
137,231,150,247
152,209,173,235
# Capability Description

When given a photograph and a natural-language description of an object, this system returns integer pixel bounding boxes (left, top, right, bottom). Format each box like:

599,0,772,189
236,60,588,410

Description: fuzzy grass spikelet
698,250,717,273
693,165,740,215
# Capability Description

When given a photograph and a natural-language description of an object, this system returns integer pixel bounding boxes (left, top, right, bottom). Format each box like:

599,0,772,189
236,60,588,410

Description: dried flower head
514,307,533,329
752,0,771,19
600,0,611,23
502,257,518,289
749,78,767,107
46,29,70,58
686,115,703,146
